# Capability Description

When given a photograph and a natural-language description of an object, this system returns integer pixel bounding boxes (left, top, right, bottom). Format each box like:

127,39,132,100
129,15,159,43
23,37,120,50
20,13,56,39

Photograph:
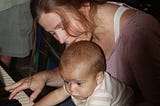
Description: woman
5,0,160,105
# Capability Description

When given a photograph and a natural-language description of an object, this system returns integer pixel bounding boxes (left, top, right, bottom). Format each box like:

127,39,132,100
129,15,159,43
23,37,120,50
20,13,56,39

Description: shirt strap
114,6,129,42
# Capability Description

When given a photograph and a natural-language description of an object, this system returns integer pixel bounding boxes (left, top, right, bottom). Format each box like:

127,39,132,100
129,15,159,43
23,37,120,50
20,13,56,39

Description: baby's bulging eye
64,80,69,84
77,82,82,86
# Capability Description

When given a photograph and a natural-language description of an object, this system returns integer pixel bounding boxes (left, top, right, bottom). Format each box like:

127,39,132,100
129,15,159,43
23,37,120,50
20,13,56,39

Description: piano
0,66,34,106
0,64,72,106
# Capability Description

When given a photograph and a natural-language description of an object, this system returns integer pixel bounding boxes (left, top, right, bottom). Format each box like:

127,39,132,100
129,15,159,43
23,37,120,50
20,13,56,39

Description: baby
34,41,134,106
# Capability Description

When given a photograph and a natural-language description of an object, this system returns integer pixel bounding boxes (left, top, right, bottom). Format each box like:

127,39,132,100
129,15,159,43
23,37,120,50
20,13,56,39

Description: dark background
113,0,160,21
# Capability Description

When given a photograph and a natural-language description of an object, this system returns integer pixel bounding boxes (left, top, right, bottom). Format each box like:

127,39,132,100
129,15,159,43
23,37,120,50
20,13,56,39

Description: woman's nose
55,29,68,44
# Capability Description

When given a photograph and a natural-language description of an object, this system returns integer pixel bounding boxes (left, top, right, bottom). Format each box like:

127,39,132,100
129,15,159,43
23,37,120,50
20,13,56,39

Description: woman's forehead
38,12,62,30
39,12,61,22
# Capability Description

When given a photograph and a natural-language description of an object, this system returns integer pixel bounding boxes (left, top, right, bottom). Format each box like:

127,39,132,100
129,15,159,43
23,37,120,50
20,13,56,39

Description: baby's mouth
72,95,85,100
72,95,80,98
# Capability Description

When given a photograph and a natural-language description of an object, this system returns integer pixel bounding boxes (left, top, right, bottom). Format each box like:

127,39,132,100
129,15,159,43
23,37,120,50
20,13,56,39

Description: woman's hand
5,72,47,102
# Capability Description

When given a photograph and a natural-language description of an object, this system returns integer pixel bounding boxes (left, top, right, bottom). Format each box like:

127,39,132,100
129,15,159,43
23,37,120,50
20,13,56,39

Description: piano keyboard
0,66,34,106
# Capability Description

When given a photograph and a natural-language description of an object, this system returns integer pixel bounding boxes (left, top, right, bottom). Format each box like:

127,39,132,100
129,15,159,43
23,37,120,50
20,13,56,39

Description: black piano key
0,97,22,106
0,66,34,106
0,89,11,97
0,80,22,106
0,80,5,88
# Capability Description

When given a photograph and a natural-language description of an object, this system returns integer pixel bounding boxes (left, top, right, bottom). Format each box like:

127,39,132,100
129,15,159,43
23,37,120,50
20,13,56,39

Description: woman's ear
96,71,104,85
79,3,90,15
83,2,90,9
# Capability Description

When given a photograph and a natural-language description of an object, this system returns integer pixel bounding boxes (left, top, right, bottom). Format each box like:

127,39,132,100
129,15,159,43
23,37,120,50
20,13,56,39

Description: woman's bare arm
5,67,64,101
34,87,70,106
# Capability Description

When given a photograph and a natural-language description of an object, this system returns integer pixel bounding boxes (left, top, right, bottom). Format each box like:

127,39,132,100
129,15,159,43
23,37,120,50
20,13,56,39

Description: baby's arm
34,86,70,106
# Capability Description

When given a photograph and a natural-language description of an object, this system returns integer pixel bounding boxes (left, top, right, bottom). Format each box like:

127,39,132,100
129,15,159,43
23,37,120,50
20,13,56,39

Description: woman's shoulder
121,11,160,49
99,2,137,33
100,2,137,23
102,2,119,11
122,10,159,31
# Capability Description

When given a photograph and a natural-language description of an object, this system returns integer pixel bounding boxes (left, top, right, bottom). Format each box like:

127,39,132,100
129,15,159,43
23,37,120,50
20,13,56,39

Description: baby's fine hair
60,41,106,73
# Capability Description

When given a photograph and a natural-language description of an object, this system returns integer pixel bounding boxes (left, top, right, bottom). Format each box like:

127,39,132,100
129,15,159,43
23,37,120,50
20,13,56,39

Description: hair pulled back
30,0,107,49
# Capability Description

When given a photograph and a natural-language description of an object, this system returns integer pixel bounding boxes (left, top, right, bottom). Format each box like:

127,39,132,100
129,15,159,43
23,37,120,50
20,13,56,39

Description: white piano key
0,66,34,106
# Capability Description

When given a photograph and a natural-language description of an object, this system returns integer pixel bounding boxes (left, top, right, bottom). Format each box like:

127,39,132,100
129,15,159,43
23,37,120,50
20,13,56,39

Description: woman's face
38,12,91,47
39,12,74,46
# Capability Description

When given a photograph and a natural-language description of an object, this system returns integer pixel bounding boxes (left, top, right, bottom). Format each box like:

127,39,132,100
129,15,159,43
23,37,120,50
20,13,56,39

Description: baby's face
60,67,98,100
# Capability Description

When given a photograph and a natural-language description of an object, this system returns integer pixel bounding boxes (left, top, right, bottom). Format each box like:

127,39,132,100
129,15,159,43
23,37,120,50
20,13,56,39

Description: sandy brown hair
30,0,107,65
59,41,106,74
30,0,107,37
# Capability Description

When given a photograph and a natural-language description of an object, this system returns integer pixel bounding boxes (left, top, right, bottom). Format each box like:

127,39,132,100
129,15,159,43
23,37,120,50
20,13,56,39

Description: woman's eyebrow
55,22,63,29
47,22,62,32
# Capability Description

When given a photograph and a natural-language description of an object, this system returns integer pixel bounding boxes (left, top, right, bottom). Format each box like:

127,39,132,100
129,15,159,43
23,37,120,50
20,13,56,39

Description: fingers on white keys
8,79,30,99
5,80,23,91
8,85,26,99
30,89,41,101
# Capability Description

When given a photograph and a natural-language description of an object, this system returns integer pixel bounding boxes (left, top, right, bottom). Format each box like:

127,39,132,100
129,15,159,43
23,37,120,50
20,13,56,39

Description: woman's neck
93,4,118,59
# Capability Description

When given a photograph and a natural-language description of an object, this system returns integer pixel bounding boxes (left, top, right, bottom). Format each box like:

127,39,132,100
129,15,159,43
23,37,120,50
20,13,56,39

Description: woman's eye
50,32,55,35
56,27,64,31
60,27,64,30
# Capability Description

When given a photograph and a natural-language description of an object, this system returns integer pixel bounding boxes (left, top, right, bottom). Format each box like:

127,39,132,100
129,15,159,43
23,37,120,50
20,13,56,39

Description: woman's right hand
5,71,47,102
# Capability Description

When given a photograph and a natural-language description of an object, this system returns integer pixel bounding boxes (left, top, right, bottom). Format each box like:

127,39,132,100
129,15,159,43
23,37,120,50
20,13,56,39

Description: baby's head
59,41,106,100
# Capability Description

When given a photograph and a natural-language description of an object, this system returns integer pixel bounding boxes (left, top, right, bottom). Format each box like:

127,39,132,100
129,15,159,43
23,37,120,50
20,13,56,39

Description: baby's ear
96,71,104,85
